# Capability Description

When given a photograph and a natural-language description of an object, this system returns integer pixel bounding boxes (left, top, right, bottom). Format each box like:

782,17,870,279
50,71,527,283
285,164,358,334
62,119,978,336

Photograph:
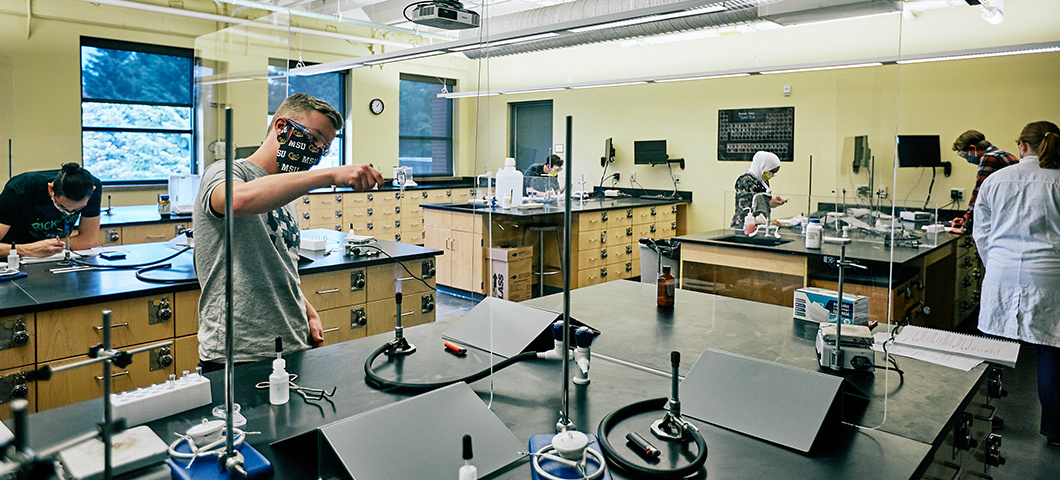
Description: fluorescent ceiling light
363,50,446,66
759,62,883,75
568,5,728,34
569,81,647,90
654,73,750,83
452,33,560,51
896,46,1060,64
441,91,502,98
504,87,567,94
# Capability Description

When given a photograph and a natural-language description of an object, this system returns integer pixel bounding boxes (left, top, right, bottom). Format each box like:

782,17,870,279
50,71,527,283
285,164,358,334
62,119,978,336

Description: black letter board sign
718,107,795,161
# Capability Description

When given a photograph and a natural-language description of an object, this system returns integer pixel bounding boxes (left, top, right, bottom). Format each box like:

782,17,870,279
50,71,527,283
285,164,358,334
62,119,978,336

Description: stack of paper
882,326,1019,370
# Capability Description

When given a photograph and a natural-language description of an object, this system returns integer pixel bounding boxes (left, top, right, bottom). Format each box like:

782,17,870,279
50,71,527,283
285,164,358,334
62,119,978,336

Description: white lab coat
973,156,1060,348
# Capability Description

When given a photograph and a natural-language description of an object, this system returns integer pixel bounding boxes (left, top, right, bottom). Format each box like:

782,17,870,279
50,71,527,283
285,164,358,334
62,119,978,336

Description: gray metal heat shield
442,296,565,358
680,348,847,452
318,383,524,480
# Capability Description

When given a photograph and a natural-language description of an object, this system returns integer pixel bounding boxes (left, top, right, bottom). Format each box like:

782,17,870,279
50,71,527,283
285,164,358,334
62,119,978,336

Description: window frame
80,36,196,186
399,73,456,177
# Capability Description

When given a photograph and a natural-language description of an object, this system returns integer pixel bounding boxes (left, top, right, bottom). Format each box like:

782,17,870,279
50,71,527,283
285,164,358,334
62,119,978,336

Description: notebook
893,326,1019,368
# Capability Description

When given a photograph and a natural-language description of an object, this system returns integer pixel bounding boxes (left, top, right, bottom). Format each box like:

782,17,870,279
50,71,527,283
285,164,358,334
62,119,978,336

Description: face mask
762,171,775,181
276,120,324,173
960,151,980,165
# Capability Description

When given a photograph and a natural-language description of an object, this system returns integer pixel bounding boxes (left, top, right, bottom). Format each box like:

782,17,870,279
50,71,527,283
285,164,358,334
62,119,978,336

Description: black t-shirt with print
0,170,103,245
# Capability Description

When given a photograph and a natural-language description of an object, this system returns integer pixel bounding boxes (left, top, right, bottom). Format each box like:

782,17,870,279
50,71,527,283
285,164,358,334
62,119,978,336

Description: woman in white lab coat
973,120,1060,446
730,151,787,227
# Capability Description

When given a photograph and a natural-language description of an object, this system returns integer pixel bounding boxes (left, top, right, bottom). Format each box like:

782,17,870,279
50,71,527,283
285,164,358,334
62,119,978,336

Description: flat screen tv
897,135,943,168
634,140,667,165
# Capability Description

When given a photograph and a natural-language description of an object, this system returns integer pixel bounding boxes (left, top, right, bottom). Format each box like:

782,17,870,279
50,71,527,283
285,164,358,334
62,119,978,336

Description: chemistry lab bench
93,177,481,247
422,193,691,295
8,281,998,479
0,229,441,418
675,228,983,332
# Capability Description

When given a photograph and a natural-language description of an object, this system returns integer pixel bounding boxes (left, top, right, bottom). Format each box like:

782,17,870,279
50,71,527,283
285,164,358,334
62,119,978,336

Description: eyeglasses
1015,139,1024,148
287,119,332,156
52,198,84,216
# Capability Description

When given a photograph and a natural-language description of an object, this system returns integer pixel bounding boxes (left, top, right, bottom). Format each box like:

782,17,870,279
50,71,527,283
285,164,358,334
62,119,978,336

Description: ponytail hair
52,163,96,201
1041,130,1060,169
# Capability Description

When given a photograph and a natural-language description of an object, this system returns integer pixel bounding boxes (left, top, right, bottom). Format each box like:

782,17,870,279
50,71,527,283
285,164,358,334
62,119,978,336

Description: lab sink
712,234,794,247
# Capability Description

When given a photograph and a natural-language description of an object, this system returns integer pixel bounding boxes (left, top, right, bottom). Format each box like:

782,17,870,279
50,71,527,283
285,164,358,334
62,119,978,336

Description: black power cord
363,345,539,393
597,398,708,479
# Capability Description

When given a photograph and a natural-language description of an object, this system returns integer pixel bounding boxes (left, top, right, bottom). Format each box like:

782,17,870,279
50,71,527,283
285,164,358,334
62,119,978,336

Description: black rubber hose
364,343,540,393
73,246,192,269
597,397,708,479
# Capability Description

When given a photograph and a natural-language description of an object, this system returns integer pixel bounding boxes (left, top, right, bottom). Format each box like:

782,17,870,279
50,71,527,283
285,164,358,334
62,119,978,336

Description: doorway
509,100,553,172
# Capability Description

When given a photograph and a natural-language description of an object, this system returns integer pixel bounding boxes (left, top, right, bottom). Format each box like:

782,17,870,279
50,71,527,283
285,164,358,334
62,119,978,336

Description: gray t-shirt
193,160,309,362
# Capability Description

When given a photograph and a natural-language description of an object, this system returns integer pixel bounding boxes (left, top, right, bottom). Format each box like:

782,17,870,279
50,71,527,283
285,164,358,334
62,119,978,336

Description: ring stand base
167,442,272,480
529,433,611,480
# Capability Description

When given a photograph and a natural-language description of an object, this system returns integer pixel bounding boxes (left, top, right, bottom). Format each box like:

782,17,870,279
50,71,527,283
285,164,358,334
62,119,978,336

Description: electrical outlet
673,172,682,183
856,184,870,197
612,172,621,183
629,172,637,183
876,186,889,199
951,188,965,201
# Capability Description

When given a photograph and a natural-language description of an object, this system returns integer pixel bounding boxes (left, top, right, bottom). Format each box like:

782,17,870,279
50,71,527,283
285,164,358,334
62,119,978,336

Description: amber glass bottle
657,265,675,308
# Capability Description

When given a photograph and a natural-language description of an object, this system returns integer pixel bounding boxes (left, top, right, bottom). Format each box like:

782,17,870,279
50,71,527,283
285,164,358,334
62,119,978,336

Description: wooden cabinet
319,305,368,345
173,334,200,378
425,210,485,294
36,295,175,362
0,366,36,420
38,340,175,411
174,289,199,338
0,314,35,369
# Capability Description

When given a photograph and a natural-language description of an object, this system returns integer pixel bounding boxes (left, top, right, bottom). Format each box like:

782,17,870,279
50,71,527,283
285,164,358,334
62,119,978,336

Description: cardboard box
793,287,870,325
489,246,533,302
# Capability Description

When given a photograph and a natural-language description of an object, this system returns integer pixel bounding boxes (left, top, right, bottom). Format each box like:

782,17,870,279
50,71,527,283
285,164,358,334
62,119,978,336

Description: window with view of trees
81,37,194,184
268,59,346,170
399,74,455,176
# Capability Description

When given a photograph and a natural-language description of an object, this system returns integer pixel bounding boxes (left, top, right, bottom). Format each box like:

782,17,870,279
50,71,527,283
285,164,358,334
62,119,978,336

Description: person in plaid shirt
949,130,1019,234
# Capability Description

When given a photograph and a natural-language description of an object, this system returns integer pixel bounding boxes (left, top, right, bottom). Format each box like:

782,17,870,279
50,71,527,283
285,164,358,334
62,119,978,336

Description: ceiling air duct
757,0,902,26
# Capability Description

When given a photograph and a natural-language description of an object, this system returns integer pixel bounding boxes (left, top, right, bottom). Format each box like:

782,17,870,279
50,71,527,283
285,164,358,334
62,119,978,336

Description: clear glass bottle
657,265,675,308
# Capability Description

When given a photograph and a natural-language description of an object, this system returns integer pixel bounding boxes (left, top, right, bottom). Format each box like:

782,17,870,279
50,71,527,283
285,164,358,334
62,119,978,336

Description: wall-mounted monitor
602,138,615,167
897,134,950,176
634,140,668,165
853,135,870,174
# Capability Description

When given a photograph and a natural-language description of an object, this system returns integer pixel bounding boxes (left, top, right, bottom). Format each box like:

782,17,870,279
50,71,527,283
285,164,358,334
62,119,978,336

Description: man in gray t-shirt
194,93,383,366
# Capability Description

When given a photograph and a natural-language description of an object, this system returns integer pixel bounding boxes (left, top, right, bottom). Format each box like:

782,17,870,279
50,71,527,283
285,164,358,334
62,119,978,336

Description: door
509,100,553,172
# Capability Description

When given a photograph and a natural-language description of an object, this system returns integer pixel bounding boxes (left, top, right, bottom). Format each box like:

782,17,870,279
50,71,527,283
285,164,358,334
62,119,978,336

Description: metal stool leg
539,229,546,298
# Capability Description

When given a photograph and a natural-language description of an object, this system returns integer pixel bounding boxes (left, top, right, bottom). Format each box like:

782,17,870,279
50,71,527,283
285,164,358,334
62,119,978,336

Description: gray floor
433,290,1060,479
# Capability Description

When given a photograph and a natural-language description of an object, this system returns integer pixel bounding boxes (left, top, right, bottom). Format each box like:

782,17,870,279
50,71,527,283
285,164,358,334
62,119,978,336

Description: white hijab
746,151,781,193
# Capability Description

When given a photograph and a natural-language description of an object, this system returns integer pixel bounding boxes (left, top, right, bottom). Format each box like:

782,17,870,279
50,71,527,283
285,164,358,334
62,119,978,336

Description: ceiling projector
408,0,480,30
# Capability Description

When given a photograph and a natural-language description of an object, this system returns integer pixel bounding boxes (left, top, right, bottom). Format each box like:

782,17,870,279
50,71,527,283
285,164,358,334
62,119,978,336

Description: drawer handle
322,327,340,333
96,370,130,380
394,311,414,318
94,322,129,331
315,288,340,294
145,235,165,239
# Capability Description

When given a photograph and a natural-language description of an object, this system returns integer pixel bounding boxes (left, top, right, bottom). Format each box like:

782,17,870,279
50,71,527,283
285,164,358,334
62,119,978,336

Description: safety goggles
287,119,332,156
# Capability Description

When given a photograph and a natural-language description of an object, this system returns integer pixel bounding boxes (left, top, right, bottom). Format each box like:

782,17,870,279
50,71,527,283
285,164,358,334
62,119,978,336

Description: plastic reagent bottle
495,157,524,207
459,434,477,480
805,218,823,249
6,247,18,271
657,265,675,308
270,336,289,405
743,209,756,236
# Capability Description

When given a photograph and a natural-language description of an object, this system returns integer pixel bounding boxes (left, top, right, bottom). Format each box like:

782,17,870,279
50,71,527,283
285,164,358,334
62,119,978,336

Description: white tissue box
793,287,870,325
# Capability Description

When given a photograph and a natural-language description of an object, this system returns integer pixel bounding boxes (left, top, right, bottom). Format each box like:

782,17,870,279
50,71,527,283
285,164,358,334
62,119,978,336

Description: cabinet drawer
578,266,608,287
173,334,199,378
578,211,610,231
302,268,368,310
609,227,633,245
302,193,344,211
174,289,200,338
633,206,659,225
302,209,344,226
426,189,453,203
123,223,186,244
656,220,677,239
425,210,450,229
37,296,175,362
0,366,37,420
578,230,608,251
0,314,35,369
373,191,401,206
345,206,372,221
38,341,175,412
657,206,677,224
403,204,425,218
402,190,432,207
451,212,481,234
366,261,436,302
365,293,435,336
402,217,424,231
609,260,634,280
577,248,608,270
609,244,634,263
633,223,657,240
319,305,368,345
345,192,371,207
401,228,425,244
